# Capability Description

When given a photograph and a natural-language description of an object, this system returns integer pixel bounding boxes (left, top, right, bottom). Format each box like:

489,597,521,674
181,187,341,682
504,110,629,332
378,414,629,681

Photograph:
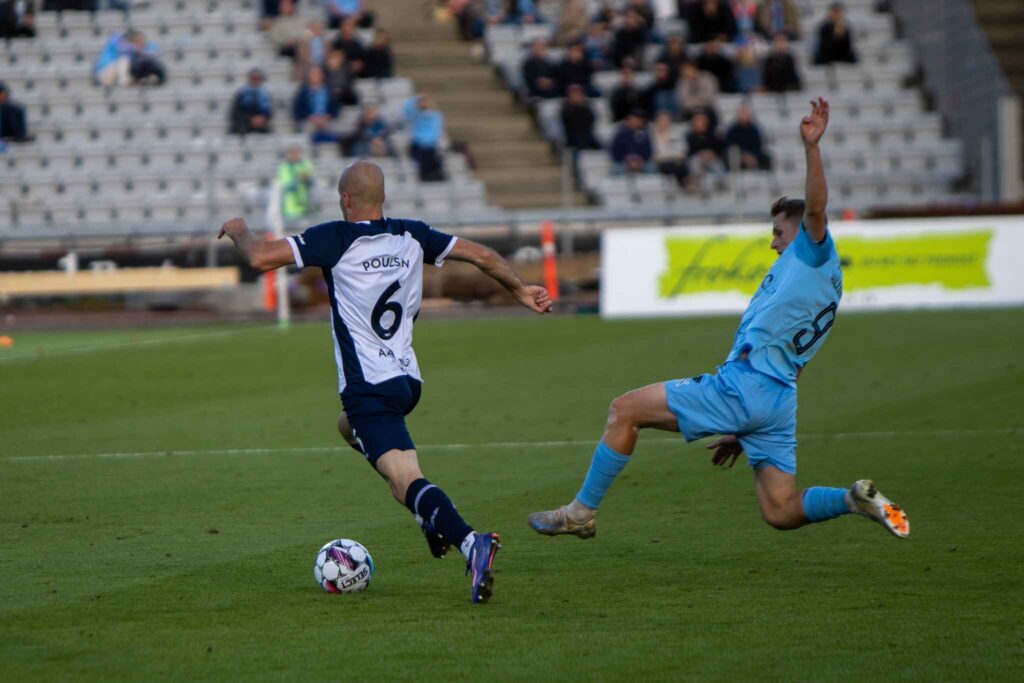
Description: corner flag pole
266,179,291,329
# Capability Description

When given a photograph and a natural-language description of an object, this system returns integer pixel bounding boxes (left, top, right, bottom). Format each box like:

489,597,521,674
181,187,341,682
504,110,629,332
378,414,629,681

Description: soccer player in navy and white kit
529,99,911,541
219,161,552,603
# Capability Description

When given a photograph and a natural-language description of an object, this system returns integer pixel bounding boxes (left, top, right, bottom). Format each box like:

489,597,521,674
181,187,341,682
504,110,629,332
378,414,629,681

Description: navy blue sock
404,478,474,548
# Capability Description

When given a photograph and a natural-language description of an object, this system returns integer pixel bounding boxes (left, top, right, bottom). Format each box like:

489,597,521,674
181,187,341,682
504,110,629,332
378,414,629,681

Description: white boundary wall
601,216,1024,318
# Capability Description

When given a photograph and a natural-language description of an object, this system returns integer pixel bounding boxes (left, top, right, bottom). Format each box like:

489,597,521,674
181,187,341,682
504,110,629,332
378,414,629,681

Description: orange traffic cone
540,221,560,301
263,232,277,312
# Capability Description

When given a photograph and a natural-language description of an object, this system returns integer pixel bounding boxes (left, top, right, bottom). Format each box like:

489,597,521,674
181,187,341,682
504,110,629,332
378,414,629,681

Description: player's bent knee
607,394,636,429
758,501,803,530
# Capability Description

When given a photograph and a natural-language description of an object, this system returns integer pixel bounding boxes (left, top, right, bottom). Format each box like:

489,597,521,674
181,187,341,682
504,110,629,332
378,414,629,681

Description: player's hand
707,435,744,468
515,285,553,314
218,217,248,240
800,97,829,147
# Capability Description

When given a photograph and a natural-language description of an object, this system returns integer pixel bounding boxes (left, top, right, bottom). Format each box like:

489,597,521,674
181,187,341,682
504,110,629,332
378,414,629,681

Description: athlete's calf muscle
754,466,810,530
376,449,424,503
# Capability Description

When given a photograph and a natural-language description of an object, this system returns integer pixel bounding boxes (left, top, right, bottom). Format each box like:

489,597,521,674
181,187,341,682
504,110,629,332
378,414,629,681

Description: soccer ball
313,539,374,594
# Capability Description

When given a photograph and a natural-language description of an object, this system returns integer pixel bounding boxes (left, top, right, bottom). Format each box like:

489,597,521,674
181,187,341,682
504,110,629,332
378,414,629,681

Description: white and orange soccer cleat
849,480,910,538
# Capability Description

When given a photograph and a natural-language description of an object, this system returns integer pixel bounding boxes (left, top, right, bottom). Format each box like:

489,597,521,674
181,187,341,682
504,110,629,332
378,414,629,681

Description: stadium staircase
971,0,1024,180
371,0,585,209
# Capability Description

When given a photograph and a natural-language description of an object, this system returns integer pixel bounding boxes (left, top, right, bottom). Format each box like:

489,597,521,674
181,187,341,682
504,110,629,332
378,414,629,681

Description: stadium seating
0,0,496,237
487,0,970,214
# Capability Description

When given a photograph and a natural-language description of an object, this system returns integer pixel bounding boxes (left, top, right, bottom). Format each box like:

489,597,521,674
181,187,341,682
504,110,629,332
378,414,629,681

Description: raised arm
217,217,295,272
446,238,553,314
800,97,830,242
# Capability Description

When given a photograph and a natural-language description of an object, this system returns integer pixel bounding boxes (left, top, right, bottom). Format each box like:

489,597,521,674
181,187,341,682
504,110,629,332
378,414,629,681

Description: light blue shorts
664,360,798,474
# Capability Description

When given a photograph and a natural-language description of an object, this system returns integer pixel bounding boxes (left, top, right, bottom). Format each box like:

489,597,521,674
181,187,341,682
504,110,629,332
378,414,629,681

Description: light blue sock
801,486,852,523
576,442,630,510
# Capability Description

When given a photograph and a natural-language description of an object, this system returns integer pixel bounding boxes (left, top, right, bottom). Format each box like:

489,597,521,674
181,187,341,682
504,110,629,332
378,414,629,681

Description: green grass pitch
1,310,1022,681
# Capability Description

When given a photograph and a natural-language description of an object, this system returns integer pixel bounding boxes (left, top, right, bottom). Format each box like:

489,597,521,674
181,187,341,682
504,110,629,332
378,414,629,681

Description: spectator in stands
652,111,688,187
611,110,653,175
677,0,700,22
521,38,559,99
561,84,600,152
610,66,648,122
645,62,680,119
676,61,719,127
324,49,360,107
696,36,735,93
686,110,725,185
42,0,97,9
1,0,36,39
688,0,737,44
404,94,446,181
325,0,375,30
293,66,341,142
733,44,763,93
731,0,759,44
555,0,588,45
505,0,544,25
0,82,32,145
610,9,649,69
277,145,316,223
582,21,611,72
628,0,656,29
229,68,274,135
106,0,132,15
724,102,770,169
815,2,857,65
293,20,330,81
558,41,598,97
464,0,505,35
268,0,308,59
261,0,284,31
362,29,394,79
763,33,801,92
560,83,600,182
657,33,689,84
756,0,800,40
94,30,166,87
346,103,395,157
332,18,367,74
591,2,614,25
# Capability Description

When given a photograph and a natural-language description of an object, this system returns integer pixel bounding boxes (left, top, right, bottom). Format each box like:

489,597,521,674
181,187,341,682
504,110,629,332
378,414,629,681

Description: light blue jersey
726,223,843,387
665,223,843,474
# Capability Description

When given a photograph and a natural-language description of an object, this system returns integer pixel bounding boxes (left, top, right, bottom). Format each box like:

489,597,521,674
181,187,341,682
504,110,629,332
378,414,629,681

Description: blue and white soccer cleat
466,532,501,604
849,480,910,538
417,515,450,559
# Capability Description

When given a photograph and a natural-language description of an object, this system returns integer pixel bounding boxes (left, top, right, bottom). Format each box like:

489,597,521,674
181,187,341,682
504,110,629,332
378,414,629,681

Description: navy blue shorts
341,376,422,467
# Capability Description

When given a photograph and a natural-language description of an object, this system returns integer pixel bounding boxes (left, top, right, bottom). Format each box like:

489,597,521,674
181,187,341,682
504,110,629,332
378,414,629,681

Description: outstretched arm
447,238,553,314
217,217,295,272
801,98,830,242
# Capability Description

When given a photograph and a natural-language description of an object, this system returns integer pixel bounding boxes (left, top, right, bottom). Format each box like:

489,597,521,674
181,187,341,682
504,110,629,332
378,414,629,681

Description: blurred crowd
450,0,859,190
1,1,449,183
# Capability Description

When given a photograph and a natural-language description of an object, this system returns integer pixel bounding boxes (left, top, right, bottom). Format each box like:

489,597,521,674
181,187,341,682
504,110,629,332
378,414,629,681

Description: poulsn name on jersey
362,256,412,272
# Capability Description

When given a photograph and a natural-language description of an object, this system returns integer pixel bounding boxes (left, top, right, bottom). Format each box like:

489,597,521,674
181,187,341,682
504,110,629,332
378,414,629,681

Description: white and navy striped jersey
287,217,457,393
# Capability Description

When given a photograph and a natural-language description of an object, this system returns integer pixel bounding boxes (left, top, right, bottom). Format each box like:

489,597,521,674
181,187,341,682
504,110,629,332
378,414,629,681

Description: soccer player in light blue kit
529,99,910,540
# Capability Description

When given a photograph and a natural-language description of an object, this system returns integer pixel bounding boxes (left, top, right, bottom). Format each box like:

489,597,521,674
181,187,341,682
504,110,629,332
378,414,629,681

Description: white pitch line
3,428,1020,464
0,326,275,365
